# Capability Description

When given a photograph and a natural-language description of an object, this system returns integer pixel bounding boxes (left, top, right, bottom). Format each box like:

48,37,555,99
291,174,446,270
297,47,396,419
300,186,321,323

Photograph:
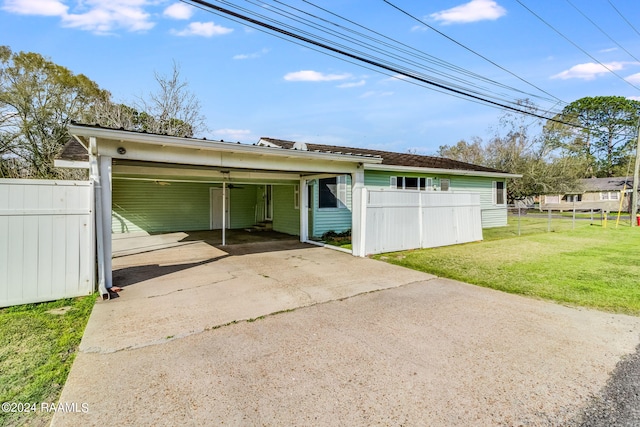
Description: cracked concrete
51,234,640,426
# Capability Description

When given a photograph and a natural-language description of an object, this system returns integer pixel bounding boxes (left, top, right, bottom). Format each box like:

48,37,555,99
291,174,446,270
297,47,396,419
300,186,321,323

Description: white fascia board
68,125,381,165
54,159,90,169
364,163,522,178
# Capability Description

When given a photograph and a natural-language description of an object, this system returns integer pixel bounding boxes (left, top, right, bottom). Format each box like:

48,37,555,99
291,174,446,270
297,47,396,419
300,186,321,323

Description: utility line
514,0,640,92
382,0,565,104
564,0,640,63
606,0,640,39
296,0,559,104
182,0,585,127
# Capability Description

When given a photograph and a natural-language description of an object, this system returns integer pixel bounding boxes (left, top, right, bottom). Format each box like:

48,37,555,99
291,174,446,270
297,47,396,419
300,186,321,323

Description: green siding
112,179,211,233
229,186,258,229
112,180,260,234
272,185,299,236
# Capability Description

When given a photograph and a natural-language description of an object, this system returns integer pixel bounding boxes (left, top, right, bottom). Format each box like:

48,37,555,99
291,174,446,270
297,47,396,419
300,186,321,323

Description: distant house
540,177,636,212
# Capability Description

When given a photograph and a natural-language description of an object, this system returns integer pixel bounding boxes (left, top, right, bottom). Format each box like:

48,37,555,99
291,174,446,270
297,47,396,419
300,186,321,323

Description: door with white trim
210,188,230,229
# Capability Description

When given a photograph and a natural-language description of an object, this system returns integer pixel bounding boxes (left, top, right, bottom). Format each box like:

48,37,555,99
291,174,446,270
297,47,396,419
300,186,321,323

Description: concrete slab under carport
84,233,430,353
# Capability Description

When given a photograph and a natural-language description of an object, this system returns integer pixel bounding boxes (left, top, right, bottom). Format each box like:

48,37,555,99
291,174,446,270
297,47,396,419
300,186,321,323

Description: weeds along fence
507,204,636,236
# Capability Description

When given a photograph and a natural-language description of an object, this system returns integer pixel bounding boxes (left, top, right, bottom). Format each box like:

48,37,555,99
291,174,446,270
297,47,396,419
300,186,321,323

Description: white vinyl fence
0,179,94,307
363,189,482,255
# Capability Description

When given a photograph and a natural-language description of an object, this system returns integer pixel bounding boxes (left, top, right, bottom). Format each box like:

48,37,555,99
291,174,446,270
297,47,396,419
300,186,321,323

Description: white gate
363,189,482,255
0,179,94,307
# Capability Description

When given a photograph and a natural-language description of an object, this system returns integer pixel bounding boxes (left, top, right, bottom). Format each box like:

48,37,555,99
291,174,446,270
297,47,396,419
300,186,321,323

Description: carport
68,124,382,297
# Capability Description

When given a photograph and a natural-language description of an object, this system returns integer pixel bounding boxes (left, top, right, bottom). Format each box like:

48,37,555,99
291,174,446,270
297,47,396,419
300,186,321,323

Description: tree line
438,98,640,201
0,46,206,179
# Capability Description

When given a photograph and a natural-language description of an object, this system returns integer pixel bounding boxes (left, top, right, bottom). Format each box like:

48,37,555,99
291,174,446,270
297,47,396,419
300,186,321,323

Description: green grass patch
376,217,640,315
0,295,96,427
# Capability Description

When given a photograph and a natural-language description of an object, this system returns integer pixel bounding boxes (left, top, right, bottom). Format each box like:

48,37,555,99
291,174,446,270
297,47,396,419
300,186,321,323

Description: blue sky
2,0,640,155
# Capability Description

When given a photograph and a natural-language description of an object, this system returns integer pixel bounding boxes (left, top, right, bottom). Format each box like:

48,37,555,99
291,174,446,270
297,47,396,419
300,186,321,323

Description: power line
564,0,640,63
606,0,640,39
514,0,640,93
183,0,573,124
382,0,565,104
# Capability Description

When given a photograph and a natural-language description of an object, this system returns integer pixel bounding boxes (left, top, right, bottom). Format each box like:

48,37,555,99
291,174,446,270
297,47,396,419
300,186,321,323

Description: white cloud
430,0,506,25
3,0,157,34
337,80,366,88
627,96,640,101
2,0,67,16
284,70,351,82
171,21,233,37
626,73,640,84
233,48,269,60
551,62,628,80
163,2,193,20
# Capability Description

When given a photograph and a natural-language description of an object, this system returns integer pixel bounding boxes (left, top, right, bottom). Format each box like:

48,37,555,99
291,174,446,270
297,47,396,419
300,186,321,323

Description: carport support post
299,178,308,242
99,156,113,289
222,182,226,246
351,167,366,257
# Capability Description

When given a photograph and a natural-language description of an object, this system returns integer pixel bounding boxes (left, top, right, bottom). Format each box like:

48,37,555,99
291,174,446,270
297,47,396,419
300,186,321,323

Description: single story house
540,177,637,212
58,123,517,295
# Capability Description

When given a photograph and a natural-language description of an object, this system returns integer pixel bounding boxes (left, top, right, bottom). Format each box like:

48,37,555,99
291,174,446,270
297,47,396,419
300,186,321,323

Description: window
564,194,582,203
440,179,450,191
391,176,432,190
600,191,620,201
494,181,505,205
318,176,347,208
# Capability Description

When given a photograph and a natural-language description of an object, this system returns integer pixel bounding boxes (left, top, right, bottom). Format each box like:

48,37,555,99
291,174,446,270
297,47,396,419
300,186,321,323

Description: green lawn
376,216,640,315
0,295,96,427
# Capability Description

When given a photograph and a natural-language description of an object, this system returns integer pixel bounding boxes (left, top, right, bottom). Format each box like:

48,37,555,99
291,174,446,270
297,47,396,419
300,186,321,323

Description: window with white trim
493,180,505,205
600,191,620,201
391,176,433,190
318,176,347,208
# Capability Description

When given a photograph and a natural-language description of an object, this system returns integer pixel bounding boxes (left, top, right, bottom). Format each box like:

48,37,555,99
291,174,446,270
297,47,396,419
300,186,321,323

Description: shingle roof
58,138,89,162
260,137,505,173
580,177,634,192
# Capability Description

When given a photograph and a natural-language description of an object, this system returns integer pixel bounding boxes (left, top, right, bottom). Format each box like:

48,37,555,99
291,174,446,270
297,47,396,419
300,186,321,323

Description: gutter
365,163,522,178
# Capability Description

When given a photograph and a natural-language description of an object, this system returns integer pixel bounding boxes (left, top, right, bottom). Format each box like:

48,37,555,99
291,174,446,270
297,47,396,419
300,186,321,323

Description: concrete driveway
52,236,640,426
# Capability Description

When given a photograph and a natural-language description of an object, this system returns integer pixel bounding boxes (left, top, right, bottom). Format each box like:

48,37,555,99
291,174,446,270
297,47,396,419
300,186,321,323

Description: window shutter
390,176,397,188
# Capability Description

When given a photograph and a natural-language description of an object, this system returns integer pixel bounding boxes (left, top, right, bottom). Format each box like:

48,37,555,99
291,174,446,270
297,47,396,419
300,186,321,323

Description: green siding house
258,138,515,235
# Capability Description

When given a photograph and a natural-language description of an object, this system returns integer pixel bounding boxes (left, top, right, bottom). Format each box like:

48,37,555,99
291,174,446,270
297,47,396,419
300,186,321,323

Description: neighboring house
257,138,517,235
540,177,636,212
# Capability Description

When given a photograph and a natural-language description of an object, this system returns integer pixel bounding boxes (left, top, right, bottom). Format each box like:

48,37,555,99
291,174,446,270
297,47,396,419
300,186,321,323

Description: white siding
0,179,93,307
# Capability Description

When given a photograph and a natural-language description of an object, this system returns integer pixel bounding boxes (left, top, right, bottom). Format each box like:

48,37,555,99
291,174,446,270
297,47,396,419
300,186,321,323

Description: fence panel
0,179,93,307
364,190,482,255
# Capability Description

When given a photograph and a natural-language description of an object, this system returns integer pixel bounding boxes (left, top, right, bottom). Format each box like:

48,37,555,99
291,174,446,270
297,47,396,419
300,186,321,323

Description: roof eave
68,124,382,165
364,163,521,178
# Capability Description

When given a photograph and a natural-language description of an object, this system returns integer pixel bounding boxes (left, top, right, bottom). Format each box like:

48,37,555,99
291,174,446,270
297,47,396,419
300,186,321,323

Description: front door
210,187,230,229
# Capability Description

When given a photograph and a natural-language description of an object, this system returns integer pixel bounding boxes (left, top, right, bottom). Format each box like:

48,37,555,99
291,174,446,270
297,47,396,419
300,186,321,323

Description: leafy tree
87,62,206,138
0,46,108,178
546,96,640,177
438,100,585,200
437,136,485,165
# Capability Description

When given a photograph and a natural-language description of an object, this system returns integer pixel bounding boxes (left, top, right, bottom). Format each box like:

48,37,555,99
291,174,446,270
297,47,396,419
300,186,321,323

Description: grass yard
376,216,640,315
0,295,96,427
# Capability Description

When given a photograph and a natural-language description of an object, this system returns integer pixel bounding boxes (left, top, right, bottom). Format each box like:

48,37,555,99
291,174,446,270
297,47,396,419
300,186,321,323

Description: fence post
517,206,521,236
548,209,551,232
